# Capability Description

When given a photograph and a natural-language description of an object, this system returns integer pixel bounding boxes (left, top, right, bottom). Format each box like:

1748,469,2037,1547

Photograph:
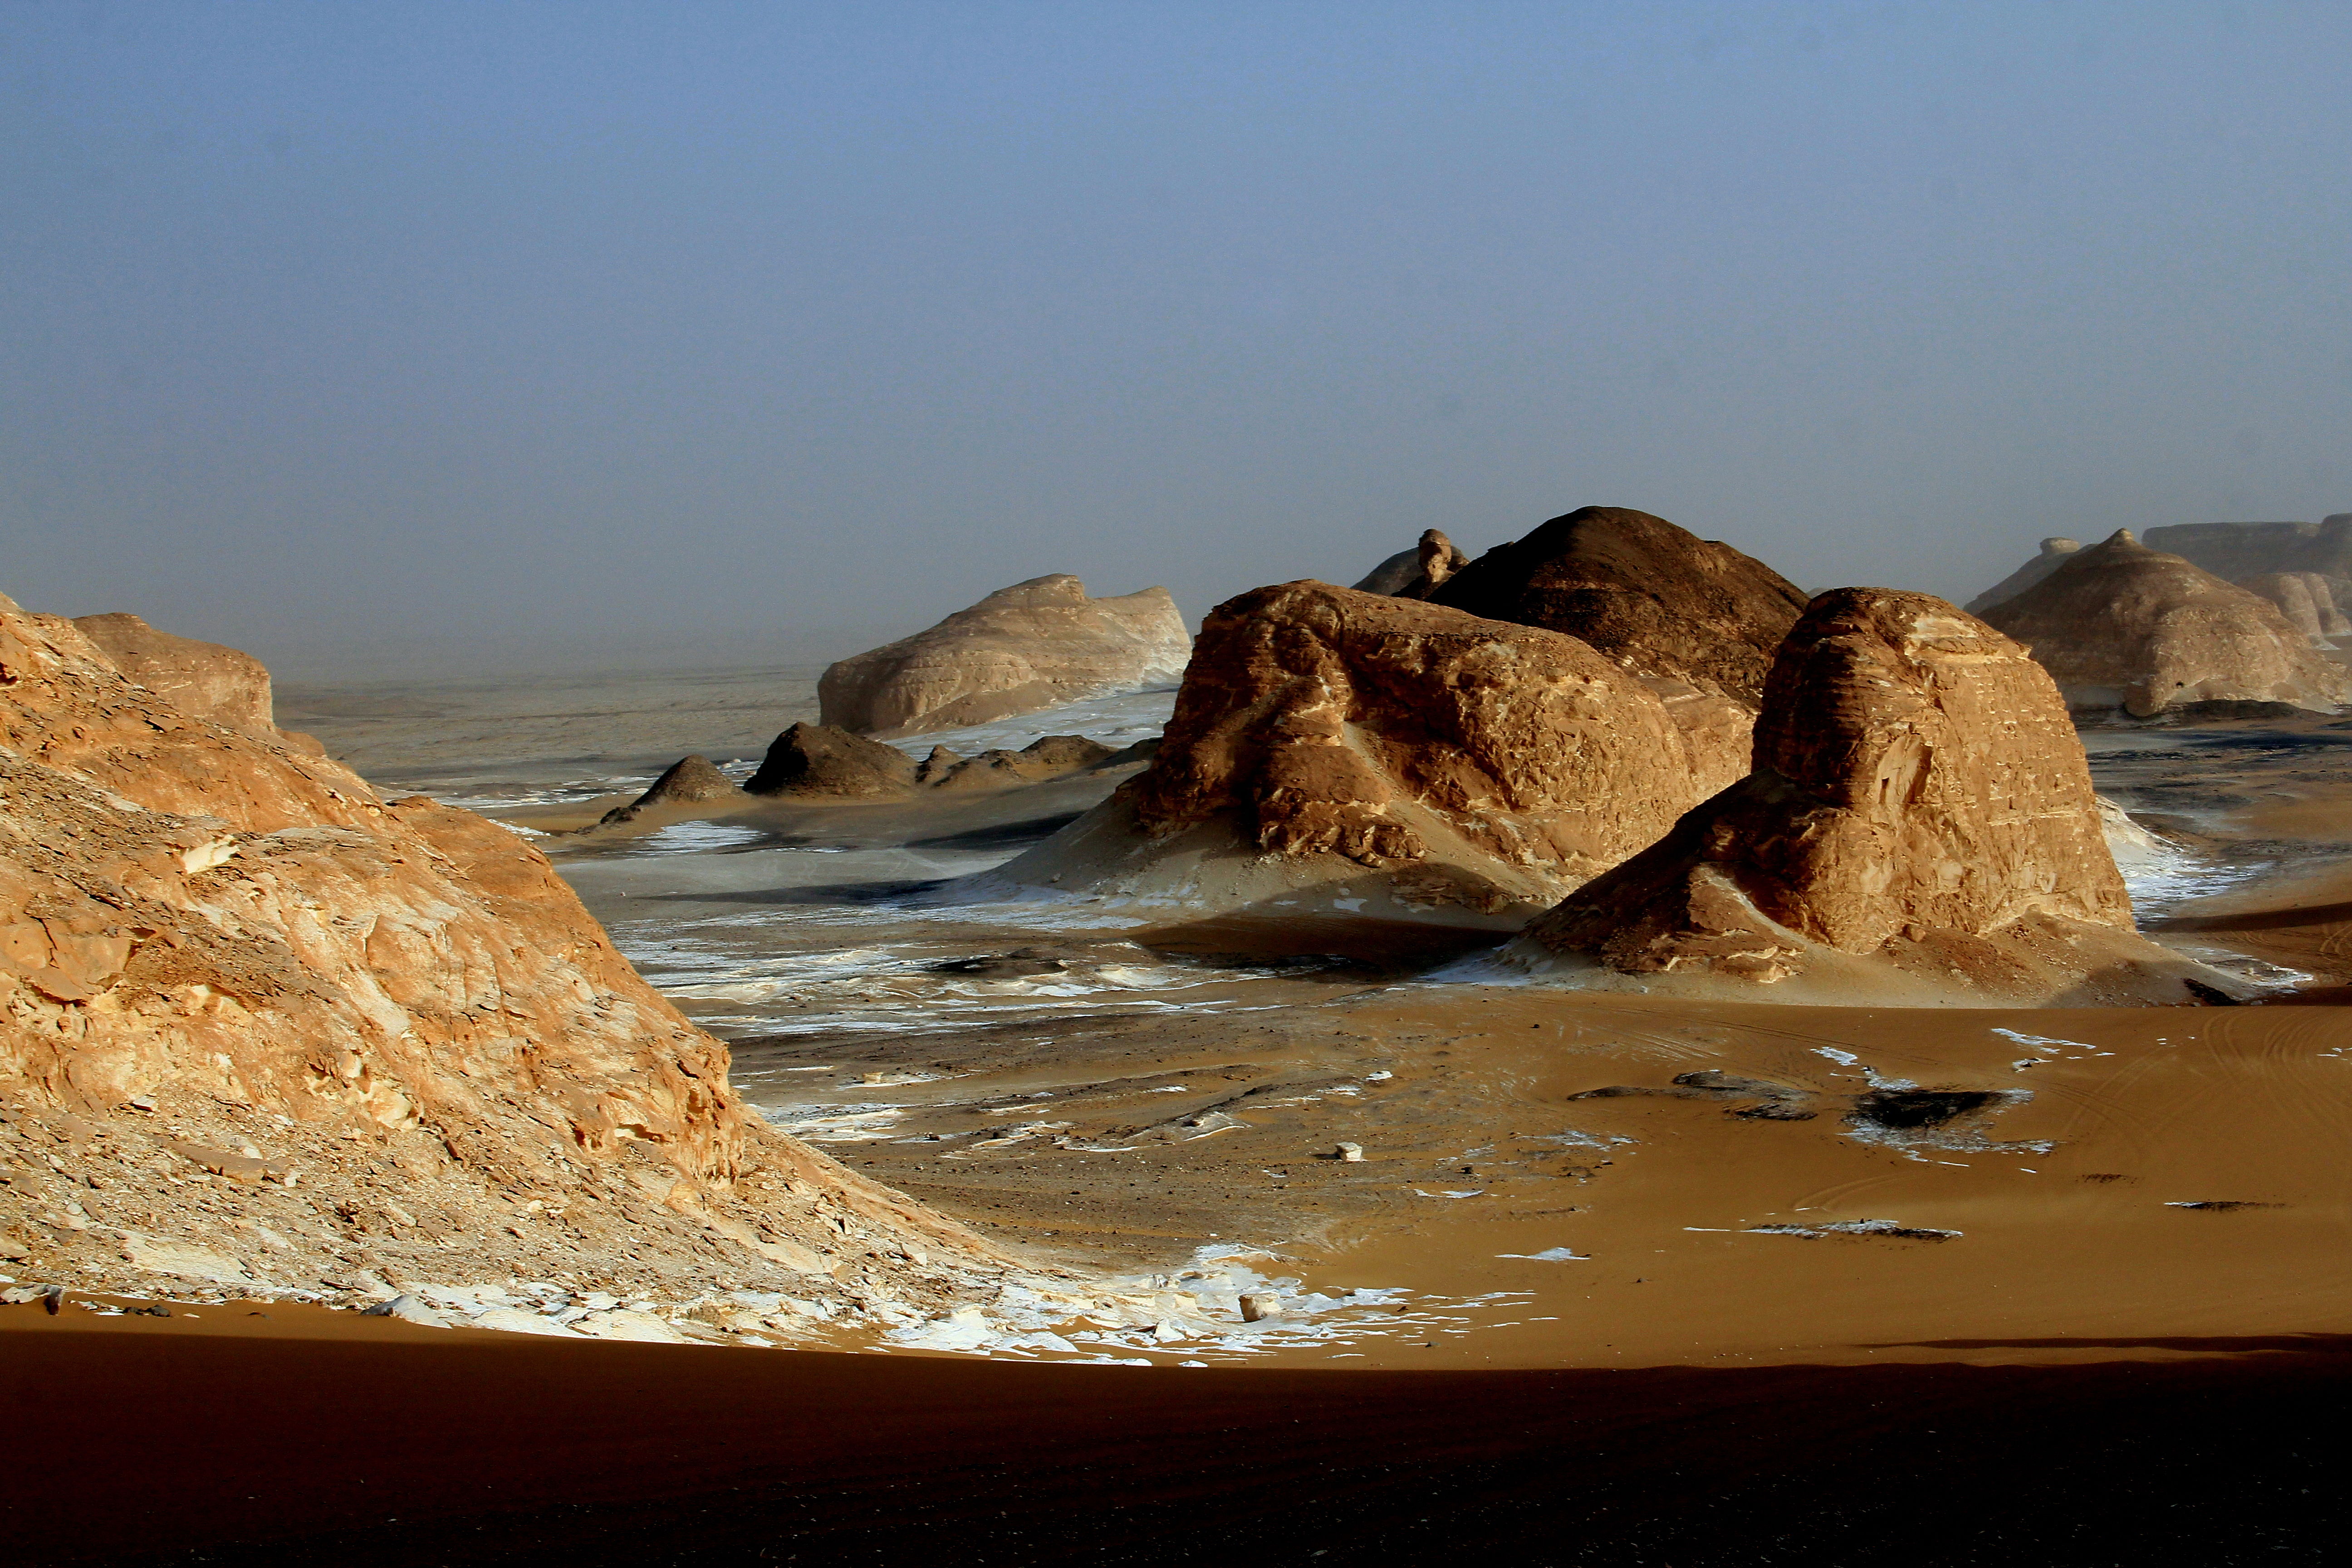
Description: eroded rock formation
1428,506,1810,707
1965,537,2082,614
928,735,1116,793
1979,530,2352,716
596,754,745,826
818,575,1191,737
1512,589,2218,1003
744,723,920,798
1353,529,1470,599
0,598,999,1316
2239,573,2350,642
67,612,321,754
989,582,1749,921
2145,517,2352,590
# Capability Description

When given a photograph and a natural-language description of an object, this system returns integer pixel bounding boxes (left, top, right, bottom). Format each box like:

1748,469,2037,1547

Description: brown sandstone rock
818,575,1191,736
596,755,745,827
1428,506,1810,706
1352,529,1470,599
1513,589,2212,1003
70,612,279,736
1980,530,2352,716
1965,537,2082,614
992,582,1749,921
744,723,918,798
929,735,1116,793
0,595,1001,1308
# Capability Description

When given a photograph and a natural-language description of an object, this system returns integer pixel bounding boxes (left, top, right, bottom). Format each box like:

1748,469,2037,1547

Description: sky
6,1,2351,680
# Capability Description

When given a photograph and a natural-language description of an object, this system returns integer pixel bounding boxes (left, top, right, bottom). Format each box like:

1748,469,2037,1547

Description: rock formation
1979,530,2352,716
1964,537,2082,614
818,575,1191,737
595,754,745,827
68,612,322,754
986,583,1750,922
1427,506,1811,707
2239,573,2350,642
0,595,1001,1318
1510,589,2224,1004
2144,518,2352,588
928,735,1116,793
1353,529,1471,599
744,723,920,798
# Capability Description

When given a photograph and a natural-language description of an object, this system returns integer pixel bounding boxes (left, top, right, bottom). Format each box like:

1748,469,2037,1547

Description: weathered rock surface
1353,529,1470,599
1511,589,2220,1004
818,575,1191,737
69,612,279,737
2239,573,2351,641
1980,530,2352,716
929,736,1117,793
2144,517,2352,589
987,582,1749,921
1965,538,2082,614
1428,506,1811,707
744,723,919,798
0,596,1003,1315
596,755,745,827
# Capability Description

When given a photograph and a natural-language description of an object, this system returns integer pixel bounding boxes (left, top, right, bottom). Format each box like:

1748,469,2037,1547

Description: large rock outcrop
69,612,282,738
2144,517,2352,590
1964,537,2082,614
0,597,999,1316
2239,573,2351,642
984,583,1749,923
1427,507,1811,708
1510,590,2221,1004
1353,529,1471,598
1979,530,2352,716
818,575,1191,737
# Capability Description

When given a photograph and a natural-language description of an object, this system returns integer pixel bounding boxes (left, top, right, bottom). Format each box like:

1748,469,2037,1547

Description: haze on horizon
6,1,2350,682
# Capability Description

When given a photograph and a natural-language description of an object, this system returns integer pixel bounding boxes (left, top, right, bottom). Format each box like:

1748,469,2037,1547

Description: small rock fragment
1239,1293,1282,1323
1337,1142,1365,1163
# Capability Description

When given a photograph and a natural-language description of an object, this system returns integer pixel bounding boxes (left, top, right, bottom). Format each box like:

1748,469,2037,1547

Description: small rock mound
818,574,1191,736
990,582,1749,921
1511,589,2221,1003
1353,529,1471,598
1428,506,1810,706
1979,529,2352,716
1965,537,2082,614
596,755,745,826
929,735,1116,792
745,723,918,798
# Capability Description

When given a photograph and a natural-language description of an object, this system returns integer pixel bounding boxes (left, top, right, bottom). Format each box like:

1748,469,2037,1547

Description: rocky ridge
818,575,1191,737
1510,589,2223,1004
68,612,322,755
1979,530,2352,717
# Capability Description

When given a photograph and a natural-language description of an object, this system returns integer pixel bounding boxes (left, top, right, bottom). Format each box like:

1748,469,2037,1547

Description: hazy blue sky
7,2,2350,677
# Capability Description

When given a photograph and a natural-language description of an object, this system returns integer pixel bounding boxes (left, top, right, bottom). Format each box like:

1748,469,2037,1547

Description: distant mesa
744,723,919,798
818,574,1191,737
1352,528,1470,599
1963,537,2082,614
985,581,1749,923
66,611,323,753
1978,529,2352,717
1509,588,2227,1004
1426,505,1811,708
2142,516,2352,592
597,754,745,827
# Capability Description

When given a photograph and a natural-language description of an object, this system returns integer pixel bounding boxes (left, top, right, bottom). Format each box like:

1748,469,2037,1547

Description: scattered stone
1336,1142,1366,1163
1238,1292,1283,1323
361,1293,452,1327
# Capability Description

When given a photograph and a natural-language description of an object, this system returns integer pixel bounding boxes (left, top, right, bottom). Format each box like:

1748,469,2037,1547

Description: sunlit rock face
1427,505,1811,709
1979,529,2352,717
818,574,1191,737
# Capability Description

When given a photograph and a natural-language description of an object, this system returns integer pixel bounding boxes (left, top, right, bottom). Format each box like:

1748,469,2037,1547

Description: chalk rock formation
1965,537,2082,614
596,754,745,827
987,583,1749,922
744,723,918,798
1428,506,1810,706
929,735,1116,793
2144,518,2352,588
1980,530,2352,716
69,612,284,738
2239,573,2351,642
0,595,997,1311
1353,529,1471,599
818,575,1191,737
1511,589,2220,1004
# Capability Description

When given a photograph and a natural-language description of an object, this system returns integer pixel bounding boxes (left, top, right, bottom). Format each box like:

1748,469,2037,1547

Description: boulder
1964,537,2082,614
987,582,1749,922
1352,529,1470,599
70,612,279,737
1979,530,2352,716
596,755,745,826
1427,506,1810,707
1510,589,2225,1004
744,723,918,798
818,575,1191,736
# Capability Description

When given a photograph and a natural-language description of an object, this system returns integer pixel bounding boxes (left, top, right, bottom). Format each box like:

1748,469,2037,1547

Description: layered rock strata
818,575,1190,737
988,582,1749,922
1429,506,1810,707
1511,589,2221,1004
1353,529,1470,599
0,598,1004,1319
1964,537,2082,614
1980,530,2352,716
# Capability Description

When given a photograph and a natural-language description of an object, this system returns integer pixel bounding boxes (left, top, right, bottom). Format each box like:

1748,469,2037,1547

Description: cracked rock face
818,574,1191,737
1980,529,2352,717
1428,506,1811,708
1514,589,2195,1000
995,581,1749,919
